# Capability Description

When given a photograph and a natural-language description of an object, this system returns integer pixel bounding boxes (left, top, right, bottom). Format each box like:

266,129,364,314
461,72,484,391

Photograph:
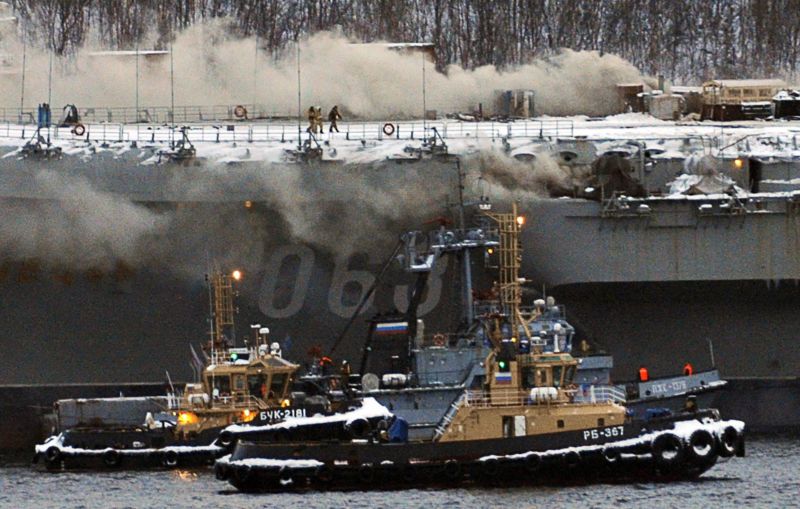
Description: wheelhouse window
211,376,231,398
247,374,268,399
269,373,287,398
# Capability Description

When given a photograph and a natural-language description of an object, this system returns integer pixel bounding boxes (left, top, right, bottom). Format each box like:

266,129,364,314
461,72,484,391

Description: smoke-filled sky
0,23,644,118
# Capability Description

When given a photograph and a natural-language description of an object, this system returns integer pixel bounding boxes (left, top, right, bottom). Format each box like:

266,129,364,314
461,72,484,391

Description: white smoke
0,24,643,118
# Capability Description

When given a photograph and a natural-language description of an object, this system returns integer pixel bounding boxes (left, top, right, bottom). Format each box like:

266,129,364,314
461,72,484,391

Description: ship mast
484,202,527,340
207,267,239,360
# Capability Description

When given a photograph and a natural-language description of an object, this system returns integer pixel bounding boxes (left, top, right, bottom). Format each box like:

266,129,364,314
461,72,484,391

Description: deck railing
0,118,574,146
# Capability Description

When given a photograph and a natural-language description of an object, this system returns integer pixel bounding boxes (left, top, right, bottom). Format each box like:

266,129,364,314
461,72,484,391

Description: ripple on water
0,436,798,509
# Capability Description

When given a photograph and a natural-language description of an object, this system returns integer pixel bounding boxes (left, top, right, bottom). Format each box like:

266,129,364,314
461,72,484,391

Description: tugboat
33,268,312,470
214,204,745,491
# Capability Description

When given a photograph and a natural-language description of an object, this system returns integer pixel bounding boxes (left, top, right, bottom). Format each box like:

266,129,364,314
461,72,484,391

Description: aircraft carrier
1,114,799,456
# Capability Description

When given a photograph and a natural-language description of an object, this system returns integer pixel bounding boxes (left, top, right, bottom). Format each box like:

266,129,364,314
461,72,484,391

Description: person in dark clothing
328,105,342,133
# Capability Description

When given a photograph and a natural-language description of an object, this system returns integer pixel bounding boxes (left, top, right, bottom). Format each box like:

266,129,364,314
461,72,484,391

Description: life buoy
233,105,247,119
162,449,179,468
563,450,581,468
686,428,717,465
358,464,375,483
214,462,228,481
382,123,395,136
524,453,542,473
347,418,371,439
433,333,446,347
103,449,121,468
442,459,462,481
717,426,738,458
44,446,61,464
72,123,85,136
651,433,684,471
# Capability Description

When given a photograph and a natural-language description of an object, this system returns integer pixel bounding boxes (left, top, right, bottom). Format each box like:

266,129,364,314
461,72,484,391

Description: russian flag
495,372,512,384
375,322,408,335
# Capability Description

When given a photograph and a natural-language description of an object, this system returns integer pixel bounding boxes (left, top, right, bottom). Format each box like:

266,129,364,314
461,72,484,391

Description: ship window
552,366,563,387
270,373,287,398
211,376,231,397
557,419,565,428
522,368,536,388
233,375,245,391
247,374,268,399
597,418,605,427
564,366,576,384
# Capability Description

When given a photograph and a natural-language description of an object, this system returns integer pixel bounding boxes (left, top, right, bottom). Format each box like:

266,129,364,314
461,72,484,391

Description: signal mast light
516,216,526,226
231,270,242,281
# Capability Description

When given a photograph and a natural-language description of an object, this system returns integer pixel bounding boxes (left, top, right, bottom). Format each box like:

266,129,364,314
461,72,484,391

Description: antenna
135,42,139,124
252,33,259,117
169,37,175,145
296,37,302,150
19,36,25,122
422,50,427,141
47,50,52,143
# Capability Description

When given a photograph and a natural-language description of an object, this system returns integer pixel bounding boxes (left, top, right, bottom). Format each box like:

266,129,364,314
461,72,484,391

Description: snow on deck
2,115,800,166
223,397,392,434
34,433,222,456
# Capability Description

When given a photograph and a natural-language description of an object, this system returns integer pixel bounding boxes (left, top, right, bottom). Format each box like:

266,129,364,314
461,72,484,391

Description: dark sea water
1,435,797,509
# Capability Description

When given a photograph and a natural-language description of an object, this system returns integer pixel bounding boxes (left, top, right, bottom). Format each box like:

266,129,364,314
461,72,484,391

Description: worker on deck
328,105,342,132
307,106,316,133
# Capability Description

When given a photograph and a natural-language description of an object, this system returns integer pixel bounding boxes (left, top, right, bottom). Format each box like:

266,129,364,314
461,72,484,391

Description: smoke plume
0,24,643,118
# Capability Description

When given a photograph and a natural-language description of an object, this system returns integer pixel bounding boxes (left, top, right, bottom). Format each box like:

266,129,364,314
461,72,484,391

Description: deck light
516,216,526,226
734,158,744,169
232,270,242,281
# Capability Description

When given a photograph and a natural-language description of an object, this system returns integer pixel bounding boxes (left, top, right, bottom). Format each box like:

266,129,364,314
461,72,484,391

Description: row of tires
40,446,214,469
217,425,742,490
650,425,741,472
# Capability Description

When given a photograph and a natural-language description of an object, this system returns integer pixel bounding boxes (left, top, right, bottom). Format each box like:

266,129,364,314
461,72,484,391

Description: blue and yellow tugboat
33,269,314,470
215,204,745,491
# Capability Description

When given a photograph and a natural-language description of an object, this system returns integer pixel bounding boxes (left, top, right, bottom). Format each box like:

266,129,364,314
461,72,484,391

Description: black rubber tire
358,464,375,484
383,123,395,136
481,458,500,477
217,430,234,448
602,446,621,464
525,453,542,473
442,459,462,481
563,450,581,468
72,124,85,136
347,418,371,439
400,463,416,483
214,462,227,481
315,464,334,483
652,433,685,471
162,450,179,468
718,426,738,458
686,429,718,466
44,446,61,464
103,449,121,468
235,464,252,484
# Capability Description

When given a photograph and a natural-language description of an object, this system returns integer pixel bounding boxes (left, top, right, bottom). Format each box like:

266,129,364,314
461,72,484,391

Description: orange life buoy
683,363,693,376
72,123,85,136
382,123,395,136
233,105,247,119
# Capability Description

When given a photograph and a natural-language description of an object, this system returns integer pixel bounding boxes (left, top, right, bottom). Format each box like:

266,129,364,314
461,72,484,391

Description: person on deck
328,105,342,132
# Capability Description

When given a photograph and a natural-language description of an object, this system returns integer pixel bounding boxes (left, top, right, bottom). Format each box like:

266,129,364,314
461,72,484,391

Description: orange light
231,270,242,281
280,398,291,408
516,216,526,226
487,248,494,255
240,408,257,422
177,411,198,425
244,200,253,209
734,158,744,169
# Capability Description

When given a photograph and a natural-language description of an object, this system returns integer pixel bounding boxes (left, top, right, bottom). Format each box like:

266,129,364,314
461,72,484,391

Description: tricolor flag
495,372,512,384
375,322,408,335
